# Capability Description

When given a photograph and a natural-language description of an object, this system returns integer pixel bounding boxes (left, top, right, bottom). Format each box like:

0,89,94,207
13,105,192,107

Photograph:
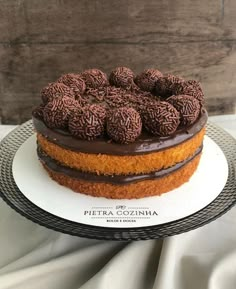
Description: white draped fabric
0,115,235,289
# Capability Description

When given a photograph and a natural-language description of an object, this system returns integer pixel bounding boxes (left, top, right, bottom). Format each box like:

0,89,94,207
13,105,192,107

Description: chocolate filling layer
33,109,207,156
38,145,203,185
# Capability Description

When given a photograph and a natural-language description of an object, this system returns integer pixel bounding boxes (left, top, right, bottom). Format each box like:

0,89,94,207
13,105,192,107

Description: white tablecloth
0,116,235,289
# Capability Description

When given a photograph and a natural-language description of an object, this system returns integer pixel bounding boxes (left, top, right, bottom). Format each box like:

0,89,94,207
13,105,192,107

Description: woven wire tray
0,121,235,240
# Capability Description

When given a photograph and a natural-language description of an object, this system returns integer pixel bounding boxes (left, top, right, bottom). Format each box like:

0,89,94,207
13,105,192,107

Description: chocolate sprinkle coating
37,67,206,144
167,95,201,126
84,86,127,104
135,69,163,92
174,80,204,105
105,94,130,109
41,82,75,104
57,73,86,96
68,104,106,140
81,69,108,89
106,107,142,144
166,73,185,83
32,104,45,119
83,85,158,111
43,97,80,129
185,80,199,86
109,67,135,89
155,74,184,98
142,101,180,136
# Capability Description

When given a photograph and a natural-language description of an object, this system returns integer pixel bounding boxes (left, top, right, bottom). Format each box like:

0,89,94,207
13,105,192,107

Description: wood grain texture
0,0,229,43
0,0,236,123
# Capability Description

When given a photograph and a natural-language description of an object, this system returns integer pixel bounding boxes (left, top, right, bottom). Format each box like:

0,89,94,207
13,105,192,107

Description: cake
32,67,208,199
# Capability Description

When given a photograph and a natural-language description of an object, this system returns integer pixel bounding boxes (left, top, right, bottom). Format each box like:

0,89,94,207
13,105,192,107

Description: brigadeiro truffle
41,82,75,104
167,95,201,126
68,104,106,140
142,101,180,136
135,69,163,92
81,69,108,89
32,104,45,120
43,96,80,129
174,80,204,105
106,107,142,144
57,73,86,95
109,67,135,89
155,74,184,98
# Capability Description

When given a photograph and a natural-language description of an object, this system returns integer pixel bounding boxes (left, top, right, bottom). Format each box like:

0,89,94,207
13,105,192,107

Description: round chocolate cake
32,67,208,199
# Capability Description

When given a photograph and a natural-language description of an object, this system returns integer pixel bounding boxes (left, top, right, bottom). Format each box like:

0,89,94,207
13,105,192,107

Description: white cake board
12,135,228,228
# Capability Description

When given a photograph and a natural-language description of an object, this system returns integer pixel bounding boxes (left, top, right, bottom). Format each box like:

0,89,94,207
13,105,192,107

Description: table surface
0,115,235,289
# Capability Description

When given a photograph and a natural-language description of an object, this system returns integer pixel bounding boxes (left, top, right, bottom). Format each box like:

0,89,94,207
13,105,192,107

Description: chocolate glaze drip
33,109,207,156
38,146,202,185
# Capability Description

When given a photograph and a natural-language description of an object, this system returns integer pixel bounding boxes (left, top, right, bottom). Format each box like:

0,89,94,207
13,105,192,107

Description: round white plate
12,135,228,228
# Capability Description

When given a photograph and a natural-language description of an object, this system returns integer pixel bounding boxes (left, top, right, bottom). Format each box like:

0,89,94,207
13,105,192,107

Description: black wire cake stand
0,121,235,240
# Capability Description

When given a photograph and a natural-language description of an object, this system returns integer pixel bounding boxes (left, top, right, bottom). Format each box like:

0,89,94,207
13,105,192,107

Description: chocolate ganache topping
33,67,207,148
33,109,207,155
38,145,203,185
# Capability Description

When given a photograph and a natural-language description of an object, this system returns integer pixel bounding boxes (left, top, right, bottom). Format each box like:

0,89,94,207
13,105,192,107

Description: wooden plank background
0,0,236,124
